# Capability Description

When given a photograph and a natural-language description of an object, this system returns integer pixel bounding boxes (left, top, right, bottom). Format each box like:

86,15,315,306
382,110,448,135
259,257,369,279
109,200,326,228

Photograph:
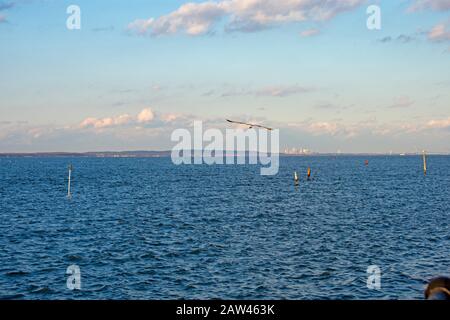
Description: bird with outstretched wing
226,119,273,131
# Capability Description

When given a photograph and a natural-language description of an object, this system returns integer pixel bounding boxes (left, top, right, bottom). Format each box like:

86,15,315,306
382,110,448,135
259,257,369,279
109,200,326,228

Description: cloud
378,34,416,43
2,111,450,153
426,117,450,129
127,0,364,36
222,84,315,97
397,34,415,43
388,96,414,108
0,14,6,23
78,108,195,132
379,23,450,48
285,116,449,140
255,85,313,97
128,2,226,36
306,121,342,136
408,0,450,12
315,103,336,109
79,108,156,129
378,36,392,43
428,23,450,42
80,114,133,129
314,102,350,110
160,113,180,122
137,108,155,123
300,28,320,37
286,118,384,139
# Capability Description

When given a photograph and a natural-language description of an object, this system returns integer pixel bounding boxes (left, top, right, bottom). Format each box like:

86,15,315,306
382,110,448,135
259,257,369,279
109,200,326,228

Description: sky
0,0,449,153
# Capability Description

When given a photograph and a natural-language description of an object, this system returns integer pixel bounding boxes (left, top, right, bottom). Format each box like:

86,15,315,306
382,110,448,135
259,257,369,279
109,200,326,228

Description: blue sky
0,0,449,153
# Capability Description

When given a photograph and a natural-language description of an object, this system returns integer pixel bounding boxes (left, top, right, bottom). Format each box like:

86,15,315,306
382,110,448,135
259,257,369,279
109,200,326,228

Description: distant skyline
1,0,449,153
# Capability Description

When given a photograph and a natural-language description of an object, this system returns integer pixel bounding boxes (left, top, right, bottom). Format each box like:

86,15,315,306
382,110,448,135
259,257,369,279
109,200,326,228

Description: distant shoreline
0,151,448,158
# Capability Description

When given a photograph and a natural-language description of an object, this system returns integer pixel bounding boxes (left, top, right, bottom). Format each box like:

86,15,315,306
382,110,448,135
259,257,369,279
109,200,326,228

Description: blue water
0,156,448,300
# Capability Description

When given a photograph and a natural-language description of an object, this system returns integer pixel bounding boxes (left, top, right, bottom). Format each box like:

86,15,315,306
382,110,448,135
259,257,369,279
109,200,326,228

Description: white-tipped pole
294,171,299,186
422,150,427,176
67,164,72,198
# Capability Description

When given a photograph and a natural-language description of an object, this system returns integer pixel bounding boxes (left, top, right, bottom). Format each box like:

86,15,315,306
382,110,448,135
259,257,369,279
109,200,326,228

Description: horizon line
0,150,449,157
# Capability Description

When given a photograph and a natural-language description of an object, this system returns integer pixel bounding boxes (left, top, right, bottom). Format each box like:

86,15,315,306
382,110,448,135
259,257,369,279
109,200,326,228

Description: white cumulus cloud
80,109,155,129
137,108,155,123
127,0,364,36
80,114,133,129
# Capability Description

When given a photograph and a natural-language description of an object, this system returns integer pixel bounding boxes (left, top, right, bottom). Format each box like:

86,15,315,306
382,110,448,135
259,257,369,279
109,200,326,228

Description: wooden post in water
422,151,427,176
67,164,73,198
294,171,299,186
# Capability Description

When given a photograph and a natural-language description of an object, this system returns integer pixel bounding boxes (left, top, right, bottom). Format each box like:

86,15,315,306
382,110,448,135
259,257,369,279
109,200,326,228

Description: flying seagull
226,119,273,131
